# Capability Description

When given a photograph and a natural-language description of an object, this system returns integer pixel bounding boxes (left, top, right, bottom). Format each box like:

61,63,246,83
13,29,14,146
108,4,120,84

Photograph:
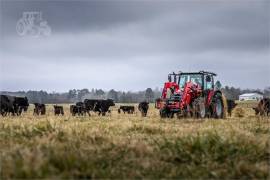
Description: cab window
179,74,202,88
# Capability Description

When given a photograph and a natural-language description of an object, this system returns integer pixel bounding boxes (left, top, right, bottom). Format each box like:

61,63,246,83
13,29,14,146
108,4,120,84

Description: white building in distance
239,93,263,101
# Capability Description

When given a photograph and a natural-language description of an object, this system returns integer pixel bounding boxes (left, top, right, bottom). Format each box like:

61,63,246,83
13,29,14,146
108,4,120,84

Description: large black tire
160,109,167,118
213,94,224,119
168,112,174,118
160,108,173,118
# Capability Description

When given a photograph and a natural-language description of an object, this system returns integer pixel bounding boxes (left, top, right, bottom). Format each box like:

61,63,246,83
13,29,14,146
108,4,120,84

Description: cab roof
169,71,217,76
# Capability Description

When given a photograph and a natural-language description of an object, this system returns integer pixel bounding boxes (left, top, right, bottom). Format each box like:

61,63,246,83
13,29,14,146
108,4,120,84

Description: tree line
1,86,269,104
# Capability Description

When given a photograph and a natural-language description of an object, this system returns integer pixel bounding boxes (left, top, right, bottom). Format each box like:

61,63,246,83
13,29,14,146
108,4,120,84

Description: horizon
0,84,268,94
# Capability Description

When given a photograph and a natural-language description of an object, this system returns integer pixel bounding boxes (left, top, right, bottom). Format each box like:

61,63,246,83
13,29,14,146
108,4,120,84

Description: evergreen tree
107,89,119,102
145,88,154,102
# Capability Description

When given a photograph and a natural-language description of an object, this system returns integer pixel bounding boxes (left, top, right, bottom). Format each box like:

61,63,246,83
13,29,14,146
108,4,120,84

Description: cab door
204,75,215,106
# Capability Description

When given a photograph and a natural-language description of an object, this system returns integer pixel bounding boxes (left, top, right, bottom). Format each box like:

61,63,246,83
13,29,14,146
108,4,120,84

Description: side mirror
215,81,222,90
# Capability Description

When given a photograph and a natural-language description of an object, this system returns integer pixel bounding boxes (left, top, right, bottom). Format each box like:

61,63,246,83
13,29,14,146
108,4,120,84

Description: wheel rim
215,99,222,117
199,104,206,118
195,98,206,118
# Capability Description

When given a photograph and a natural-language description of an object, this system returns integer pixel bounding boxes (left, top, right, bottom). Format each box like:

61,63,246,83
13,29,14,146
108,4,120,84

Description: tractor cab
22,12,42,22
178,71,216,91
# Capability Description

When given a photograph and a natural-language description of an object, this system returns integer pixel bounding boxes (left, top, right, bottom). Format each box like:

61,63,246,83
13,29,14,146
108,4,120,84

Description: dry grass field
0,103,269,179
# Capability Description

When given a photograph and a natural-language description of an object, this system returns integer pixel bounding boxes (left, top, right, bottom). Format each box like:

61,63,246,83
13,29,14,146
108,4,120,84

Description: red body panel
156,81,203,112
156,82,180,110
180,82,202,108
161,82,180,99
206,90,215,106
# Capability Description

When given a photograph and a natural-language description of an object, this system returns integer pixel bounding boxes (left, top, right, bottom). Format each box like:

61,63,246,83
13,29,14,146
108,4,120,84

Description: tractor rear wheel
214,94,224,119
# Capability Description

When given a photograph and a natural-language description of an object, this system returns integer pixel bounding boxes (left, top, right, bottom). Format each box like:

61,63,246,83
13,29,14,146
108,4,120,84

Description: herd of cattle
0,94,269,118
0,95,149,117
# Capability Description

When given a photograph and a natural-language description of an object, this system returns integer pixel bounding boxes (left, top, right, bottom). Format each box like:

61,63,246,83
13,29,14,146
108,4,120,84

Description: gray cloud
0,0,269,92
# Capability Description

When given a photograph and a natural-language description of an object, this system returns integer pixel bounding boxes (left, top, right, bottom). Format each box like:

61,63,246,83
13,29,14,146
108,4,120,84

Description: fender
207,90,222,107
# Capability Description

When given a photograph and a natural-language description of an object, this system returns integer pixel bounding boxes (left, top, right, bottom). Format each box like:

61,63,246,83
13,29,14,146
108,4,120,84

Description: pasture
0,103,269,179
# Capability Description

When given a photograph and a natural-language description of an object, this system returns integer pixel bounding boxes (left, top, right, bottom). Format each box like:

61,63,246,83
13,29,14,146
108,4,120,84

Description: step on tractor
155,71,226,119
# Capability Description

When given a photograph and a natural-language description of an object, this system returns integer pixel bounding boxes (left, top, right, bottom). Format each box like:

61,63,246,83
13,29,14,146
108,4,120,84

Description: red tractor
155,71,225,119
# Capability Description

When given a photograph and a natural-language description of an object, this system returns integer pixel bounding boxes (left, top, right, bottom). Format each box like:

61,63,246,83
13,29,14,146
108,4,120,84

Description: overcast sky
0,0,269,92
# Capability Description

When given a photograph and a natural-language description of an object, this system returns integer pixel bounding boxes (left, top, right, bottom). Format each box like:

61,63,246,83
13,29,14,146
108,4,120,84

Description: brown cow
34,103,46,115
138,101,149,117
253,98,270,116
54,105,64,115
118,106,135,114
226,99,237,117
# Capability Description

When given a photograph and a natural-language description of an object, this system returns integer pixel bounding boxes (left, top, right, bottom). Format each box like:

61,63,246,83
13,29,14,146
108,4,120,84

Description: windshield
179,74,202,89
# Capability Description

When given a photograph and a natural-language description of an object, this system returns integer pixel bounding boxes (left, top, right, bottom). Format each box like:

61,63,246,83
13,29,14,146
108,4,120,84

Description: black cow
84,99,99,115
84,99,115,116
70,105,78,116
34,103,46,115
70,102,88,116
226,99,237,117
14,97,29,115
253,98,270,116
0,95,15,116
95,99,115,116
138,101,149,117
76,102,88,115
0,95,28,116
263,98,270,116
118,106,135,114
54,105,64,115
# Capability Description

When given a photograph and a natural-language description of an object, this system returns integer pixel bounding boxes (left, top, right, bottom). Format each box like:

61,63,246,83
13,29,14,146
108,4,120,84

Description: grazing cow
76,102,88,116
0,95,15,116
70,102,87,116
84,99,115,116
70,104,81,116
70,105,77,116
118,106,135,114
0,95,28,116
95,99,115,116
226,99,237,117
14,97,29,115
253,98,270,116
138,101,149,117
84,99,99,115
54,105,64,115
34,103,46,115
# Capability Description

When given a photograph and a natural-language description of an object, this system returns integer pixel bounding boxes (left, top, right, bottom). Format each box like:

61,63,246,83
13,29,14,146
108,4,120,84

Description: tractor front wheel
160,108,174,118
160,109,167,118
